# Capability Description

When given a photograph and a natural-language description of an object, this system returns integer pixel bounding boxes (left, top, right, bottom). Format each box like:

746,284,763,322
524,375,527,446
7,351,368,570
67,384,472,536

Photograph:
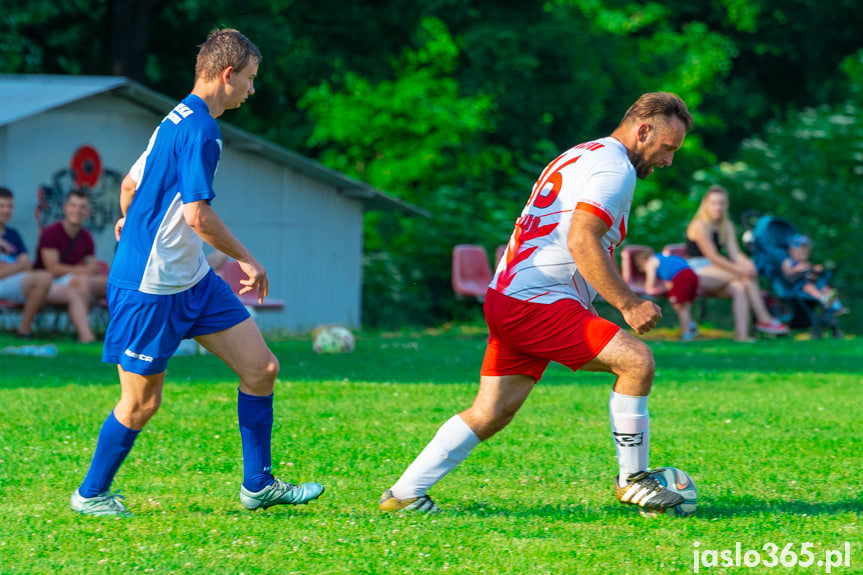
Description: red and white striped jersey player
380,92,695,516
492,137,635,306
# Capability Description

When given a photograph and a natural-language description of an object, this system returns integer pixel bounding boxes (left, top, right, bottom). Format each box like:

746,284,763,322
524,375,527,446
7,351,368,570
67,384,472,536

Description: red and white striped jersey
490,137,635,306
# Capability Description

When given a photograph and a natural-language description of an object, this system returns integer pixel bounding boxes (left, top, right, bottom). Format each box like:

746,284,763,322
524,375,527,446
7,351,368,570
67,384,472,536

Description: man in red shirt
35,190,109,343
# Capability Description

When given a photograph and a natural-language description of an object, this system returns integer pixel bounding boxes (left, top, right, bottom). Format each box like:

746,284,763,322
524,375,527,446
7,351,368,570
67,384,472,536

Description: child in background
781,234,848,316
633,248,700,341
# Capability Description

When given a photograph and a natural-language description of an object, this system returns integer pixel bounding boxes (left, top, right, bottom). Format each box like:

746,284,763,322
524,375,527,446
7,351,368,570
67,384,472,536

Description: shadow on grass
183,505,323,518
1,328,861,391
434,497,862,522
446,501,636,523
698,497,863,518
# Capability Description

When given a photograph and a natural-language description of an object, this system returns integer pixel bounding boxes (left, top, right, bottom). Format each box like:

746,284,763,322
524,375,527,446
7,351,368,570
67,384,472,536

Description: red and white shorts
480,288,620,381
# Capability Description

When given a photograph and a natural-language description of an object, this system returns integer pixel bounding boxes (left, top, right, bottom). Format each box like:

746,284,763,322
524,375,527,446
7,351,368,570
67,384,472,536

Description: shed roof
0,74,429,217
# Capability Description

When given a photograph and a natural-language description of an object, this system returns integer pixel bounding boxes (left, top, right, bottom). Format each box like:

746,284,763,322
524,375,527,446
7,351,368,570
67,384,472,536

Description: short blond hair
195,29,262,81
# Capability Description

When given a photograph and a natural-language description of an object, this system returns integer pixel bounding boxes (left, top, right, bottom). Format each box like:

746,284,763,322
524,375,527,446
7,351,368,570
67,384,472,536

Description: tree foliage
300,18,494,205
698,50,863,296
1,0,861,326
300,17,517,325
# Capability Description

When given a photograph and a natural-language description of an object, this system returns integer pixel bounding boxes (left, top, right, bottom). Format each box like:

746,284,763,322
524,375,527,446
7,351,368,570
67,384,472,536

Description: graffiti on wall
35,145,122,233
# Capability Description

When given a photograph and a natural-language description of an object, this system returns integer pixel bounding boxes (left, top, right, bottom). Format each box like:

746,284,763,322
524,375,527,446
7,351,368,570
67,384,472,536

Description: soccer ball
639,467,698,518
312,325,355,354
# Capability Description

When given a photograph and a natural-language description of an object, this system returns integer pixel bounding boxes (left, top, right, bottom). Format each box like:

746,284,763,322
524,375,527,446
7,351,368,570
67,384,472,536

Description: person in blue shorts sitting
70,29,324,517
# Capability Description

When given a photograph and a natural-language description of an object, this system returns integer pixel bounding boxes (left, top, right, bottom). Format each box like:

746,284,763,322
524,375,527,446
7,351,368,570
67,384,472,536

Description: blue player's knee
116,398,161,429
263,354,280,381
241,353,279,393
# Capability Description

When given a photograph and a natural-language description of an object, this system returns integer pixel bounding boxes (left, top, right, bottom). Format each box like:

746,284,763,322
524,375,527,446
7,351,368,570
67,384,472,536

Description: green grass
0,327,860,574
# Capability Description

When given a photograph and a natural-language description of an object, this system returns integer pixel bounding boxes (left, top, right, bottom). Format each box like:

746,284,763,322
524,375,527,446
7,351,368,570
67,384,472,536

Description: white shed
0,74,426,333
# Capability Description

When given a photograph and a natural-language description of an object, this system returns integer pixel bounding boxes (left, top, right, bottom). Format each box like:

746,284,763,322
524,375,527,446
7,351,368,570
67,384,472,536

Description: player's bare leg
459,374,536,440
381,374,535,512
114,369,166,429
581,329,654,395
581,330,683,511
196,317,278,396
196,318,324,509
71,368,164,517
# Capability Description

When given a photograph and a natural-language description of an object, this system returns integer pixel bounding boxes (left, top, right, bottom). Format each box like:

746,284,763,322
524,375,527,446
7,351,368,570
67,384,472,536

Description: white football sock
390,414,481,499
609,391,650,487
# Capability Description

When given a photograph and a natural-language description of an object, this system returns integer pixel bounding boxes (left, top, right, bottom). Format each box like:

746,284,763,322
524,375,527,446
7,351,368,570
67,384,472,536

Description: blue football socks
238,390,275,492
78,410,140,498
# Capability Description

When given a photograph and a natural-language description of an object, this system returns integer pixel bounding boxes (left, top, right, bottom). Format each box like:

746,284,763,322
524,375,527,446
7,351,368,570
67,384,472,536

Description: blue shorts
102,269,251,375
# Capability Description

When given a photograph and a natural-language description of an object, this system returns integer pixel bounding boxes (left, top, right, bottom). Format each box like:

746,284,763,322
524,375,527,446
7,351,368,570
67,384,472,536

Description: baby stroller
741,211,842,338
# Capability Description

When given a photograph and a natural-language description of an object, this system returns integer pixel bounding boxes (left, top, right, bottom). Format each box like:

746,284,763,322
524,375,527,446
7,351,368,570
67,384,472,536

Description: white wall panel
2,92,366,333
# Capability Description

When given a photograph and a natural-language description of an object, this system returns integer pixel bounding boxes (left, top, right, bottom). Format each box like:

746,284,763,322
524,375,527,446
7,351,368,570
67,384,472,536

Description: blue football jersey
110,95,221,294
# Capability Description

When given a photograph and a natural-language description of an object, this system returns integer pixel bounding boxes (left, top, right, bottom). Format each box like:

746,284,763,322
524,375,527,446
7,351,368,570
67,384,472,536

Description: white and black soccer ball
639,467,698,518
312,325,356,354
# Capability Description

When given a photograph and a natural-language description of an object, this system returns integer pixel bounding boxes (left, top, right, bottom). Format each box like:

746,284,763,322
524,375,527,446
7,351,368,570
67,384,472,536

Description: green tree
300,17,515,325
697,50,863,300
3,0,861,327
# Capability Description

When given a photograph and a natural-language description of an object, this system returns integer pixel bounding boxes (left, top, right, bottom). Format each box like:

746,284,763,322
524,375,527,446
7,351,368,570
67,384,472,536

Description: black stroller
741,212,842,338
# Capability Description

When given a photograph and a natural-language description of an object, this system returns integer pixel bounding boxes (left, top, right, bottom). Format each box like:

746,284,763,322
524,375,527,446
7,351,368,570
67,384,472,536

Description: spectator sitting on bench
34,190,108,343
0,186,53,338
631,247,699,341
685,185,789,342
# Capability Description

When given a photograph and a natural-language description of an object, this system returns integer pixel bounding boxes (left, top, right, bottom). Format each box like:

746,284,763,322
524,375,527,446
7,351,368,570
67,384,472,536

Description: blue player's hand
114,217,126,241
237,259,268,303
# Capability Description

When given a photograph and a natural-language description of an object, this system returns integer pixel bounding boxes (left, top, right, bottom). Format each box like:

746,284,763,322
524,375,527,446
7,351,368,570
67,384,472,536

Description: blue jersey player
71,29,324,517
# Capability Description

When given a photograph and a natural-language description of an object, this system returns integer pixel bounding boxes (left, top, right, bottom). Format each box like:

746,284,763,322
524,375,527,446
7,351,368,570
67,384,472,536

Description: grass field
0,326,860,574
